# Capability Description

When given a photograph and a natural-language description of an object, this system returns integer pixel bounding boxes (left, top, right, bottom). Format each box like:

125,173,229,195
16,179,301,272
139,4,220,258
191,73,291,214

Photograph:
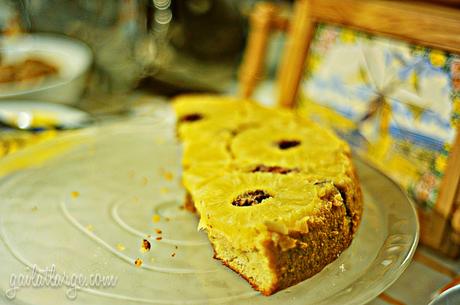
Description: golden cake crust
245,205,350,295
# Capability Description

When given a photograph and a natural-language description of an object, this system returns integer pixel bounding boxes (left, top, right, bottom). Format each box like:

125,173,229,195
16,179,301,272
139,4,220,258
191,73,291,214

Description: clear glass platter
0,111,419,305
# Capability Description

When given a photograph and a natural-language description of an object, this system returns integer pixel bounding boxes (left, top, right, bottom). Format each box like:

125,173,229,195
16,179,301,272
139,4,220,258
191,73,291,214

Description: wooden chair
239,0,460,257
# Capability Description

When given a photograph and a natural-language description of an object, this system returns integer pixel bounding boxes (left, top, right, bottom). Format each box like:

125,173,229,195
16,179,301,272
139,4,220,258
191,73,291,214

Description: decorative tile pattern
300,24,460,209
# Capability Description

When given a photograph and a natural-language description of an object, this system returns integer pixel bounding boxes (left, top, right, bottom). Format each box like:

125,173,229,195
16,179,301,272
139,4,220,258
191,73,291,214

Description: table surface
0,94,459,305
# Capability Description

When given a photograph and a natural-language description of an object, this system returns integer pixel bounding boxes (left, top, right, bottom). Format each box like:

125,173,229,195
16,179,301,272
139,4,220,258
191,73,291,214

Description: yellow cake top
173,94,353,250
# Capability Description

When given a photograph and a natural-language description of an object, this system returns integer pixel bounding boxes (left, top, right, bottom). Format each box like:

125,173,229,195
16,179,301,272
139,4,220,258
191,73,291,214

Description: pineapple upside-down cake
172,95,363,296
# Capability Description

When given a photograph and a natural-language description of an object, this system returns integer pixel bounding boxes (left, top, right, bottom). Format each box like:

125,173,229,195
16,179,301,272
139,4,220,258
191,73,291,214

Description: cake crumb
156,237,162,241
155,229,162,234
71,191,80,199
116,243,126,251
165,217,171,222
175,245,178,249
134,258,143,267
152,214,161,223
146,234,152,238
141,239,151,252
171,252,176,257
162,170,174,181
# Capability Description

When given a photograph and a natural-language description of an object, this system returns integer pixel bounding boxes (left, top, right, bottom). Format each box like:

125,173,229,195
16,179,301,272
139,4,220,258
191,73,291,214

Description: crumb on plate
116,243,126,251
141,239,151,252
134,258,143,267
152,214,161,223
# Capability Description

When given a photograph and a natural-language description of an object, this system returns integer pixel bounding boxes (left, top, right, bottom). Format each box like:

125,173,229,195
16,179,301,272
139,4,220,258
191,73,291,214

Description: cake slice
172,94,362,295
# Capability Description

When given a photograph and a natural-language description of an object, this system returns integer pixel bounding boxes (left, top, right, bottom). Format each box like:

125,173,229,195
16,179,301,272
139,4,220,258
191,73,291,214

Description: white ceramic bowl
0,33,93,105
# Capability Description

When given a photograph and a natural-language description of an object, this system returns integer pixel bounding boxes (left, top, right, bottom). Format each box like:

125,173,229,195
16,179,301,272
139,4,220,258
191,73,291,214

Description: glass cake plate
0,109,419,305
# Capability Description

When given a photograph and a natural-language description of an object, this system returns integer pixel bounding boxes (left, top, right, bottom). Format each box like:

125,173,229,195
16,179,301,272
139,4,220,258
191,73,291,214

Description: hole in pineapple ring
277,139,301,150
232,190,272,207
179,113,204,123
251,164,295,174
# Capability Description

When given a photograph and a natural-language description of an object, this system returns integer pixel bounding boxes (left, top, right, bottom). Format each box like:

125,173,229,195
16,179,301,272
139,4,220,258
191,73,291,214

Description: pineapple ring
193,172,342,235
231,124,349,169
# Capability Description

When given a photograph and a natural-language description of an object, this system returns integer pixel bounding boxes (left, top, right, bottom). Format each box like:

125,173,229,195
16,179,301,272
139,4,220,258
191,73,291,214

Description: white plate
0,100,90,129
0,114,418,305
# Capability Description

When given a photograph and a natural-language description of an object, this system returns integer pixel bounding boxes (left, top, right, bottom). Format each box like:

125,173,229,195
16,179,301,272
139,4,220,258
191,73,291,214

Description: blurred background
1,0,458,111
0,0,289,113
